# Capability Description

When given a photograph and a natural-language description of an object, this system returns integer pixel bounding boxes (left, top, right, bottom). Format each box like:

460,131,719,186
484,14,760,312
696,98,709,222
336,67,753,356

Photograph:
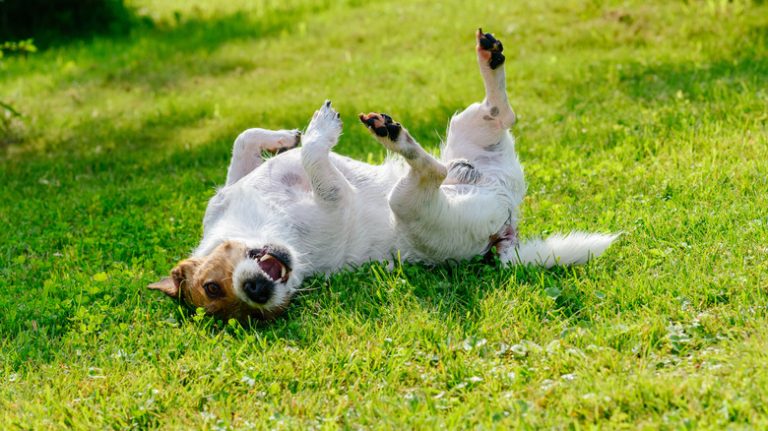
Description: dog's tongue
258,256,283,281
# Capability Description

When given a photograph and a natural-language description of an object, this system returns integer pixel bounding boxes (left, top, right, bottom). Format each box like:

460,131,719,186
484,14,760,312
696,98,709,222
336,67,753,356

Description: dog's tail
501,232,620,268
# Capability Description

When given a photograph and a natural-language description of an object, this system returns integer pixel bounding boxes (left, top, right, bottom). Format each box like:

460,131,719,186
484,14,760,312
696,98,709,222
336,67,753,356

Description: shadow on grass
0,0,135,48
242,257,598,347
558,24,767,130
614,57,768,105
0,6,313,151
535,21,767,157
96,9,313,92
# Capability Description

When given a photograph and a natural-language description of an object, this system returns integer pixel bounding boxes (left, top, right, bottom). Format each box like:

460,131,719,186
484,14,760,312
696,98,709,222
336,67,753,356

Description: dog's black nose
242,277,274,304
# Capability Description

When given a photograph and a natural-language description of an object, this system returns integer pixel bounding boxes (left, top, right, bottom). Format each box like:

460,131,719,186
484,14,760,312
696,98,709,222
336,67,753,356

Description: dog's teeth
260,255,274,263
280,266,287,279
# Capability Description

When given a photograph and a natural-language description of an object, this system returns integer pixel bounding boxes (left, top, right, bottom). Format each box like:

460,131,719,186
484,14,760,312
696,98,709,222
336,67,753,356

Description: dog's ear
147,277,178,298
148,259,200,299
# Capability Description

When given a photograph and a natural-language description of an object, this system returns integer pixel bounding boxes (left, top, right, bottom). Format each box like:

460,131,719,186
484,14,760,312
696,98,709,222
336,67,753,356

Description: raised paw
305,100,342,145
359,112,402,141
477,28,505,70
290,129,302,146
272,129,301,154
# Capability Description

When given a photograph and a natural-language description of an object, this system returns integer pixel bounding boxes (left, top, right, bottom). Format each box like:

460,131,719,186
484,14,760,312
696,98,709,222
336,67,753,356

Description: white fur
190,31,618,314
502,232,621,268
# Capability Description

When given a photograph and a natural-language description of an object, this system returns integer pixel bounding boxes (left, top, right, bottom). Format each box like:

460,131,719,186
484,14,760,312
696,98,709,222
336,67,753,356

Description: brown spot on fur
176,242,245,317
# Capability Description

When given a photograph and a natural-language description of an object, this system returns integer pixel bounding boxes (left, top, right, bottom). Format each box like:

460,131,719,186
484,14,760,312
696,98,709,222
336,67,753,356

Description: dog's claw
293,130,302,147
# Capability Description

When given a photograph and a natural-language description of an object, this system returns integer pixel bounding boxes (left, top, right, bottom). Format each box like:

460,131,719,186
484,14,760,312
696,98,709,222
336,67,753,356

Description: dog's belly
200,150,402,272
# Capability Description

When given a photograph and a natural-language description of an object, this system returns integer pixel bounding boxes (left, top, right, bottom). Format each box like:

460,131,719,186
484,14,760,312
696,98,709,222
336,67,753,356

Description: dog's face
148,241,300,321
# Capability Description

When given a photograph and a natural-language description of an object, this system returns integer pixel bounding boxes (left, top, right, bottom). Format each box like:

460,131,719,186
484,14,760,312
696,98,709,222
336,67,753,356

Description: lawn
1,0,767,428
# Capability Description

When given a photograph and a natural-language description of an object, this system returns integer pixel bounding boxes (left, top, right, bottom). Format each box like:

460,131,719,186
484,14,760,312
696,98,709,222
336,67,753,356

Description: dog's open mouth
248,247,291,283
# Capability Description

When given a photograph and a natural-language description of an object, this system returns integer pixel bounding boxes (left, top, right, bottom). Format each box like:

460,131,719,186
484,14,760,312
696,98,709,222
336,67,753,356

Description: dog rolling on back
149,29,618,322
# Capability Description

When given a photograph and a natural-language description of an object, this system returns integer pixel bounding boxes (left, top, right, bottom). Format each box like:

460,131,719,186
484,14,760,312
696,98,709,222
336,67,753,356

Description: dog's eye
203,282,223,298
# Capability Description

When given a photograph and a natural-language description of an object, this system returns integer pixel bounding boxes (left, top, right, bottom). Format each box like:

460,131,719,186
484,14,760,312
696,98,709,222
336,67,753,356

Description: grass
1,0,767,428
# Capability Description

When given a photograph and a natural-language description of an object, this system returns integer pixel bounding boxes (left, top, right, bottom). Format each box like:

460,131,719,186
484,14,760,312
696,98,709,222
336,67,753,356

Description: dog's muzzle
238,245,293,305
247,246,292,283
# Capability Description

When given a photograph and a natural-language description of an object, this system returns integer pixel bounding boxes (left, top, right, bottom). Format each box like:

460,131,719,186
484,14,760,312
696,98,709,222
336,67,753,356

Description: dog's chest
203,153,402,269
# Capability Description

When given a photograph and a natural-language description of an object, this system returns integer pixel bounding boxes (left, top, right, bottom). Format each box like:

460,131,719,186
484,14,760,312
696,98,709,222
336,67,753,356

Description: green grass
2,0,767,428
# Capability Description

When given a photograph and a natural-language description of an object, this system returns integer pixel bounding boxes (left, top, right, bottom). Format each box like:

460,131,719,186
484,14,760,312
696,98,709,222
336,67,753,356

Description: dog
148,29,618,321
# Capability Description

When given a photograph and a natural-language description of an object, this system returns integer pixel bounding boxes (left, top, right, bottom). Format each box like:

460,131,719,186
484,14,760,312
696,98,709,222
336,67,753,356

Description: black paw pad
478,29,505,70
359,113,402,141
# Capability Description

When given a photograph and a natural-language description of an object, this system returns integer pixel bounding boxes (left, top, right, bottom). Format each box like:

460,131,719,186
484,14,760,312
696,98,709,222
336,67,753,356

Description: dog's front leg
301,101,352,205
359,113,449,243
359,112,447,188
226,128,301,185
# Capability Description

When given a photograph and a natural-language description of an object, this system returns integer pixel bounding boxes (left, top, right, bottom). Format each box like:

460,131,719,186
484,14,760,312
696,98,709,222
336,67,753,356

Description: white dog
149,29,617,321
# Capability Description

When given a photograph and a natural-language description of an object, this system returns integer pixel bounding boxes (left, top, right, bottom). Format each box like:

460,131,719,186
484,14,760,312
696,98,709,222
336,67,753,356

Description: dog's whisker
293,287,321,293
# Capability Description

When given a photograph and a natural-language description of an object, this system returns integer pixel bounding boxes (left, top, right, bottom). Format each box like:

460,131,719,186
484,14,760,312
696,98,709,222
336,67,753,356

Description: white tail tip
502,232,620,268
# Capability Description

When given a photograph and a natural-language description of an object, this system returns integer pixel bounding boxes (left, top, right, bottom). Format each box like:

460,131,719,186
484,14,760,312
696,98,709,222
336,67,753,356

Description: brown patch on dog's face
182,243,243,317
149,241,286,322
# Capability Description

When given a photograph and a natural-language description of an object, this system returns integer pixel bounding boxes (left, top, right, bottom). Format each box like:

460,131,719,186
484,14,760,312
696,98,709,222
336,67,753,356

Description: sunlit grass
1,0,767,428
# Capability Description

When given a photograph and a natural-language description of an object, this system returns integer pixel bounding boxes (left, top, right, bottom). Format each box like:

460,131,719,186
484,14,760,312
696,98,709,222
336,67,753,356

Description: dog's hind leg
301,101,353,205
226,128,301,185
442,29,516,159
475,29,515,124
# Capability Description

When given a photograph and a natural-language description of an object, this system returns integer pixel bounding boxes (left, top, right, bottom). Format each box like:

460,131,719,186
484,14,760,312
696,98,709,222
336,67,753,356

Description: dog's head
148,240,301,321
